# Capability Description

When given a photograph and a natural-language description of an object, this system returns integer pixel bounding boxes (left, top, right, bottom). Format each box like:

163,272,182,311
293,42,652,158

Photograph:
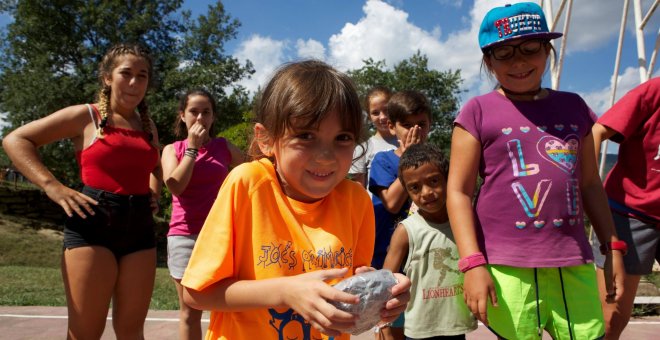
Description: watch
599,240,628,256
458,252,487,273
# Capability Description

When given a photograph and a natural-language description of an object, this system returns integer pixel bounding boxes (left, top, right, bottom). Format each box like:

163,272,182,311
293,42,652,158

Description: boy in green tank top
382,144,476,339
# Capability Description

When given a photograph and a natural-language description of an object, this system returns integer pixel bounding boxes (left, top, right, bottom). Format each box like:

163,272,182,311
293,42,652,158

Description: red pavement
1,306,658,339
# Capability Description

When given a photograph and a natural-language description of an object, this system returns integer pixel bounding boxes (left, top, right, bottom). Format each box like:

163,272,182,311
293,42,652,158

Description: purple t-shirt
455,90,597,267
168,138,231,236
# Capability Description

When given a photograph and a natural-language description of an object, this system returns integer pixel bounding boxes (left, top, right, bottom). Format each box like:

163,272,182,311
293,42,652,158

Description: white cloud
228,0,658,98
439,0,463,8
549,0,659,53
233,35,288,93
326,0,477,89
581,67,660,115
296,39,326,60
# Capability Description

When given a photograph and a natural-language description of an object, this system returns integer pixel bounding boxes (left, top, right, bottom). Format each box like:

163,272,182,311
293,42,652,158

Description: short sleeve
454,97,483,142
350,141,368,175
598,81,653,143
368,151,397,194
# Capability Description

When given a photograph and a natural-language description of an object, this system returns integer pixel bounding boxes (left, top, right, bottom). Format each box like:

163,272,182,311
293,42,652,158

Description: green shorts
486,264,604,340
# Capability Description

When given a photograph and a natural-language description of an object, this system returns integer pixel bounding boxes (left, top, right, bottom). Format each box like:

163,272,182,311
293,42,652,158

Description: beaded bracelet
184,148,198,159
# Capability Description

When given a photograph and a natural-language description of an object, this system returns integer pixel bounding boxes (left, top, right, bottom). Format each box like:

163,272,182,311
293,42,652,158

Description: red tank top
76,105,158,195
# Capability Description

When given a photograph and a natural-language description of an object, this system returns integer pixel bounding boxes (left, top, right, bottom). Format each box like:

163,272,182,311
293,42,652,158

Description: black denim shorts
63,186,156,259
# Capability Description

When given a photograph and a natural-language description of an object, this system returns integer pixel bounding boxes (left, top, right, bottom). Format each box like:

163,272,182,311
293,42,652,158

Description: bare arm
183,268,360,336
592,123,617,165
350,173,367,188
2,104,98,217
446,126,497,325
446,126,481,258
161,143,195,196
375,179,409,213
382,224,410,274
580,132,625,300
227,141,248,169
146,120,163,213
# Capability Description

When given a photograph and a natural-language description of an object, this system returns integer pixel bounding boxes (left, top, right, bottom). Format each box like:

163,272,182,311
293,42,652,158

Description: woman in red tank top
2,43,162,339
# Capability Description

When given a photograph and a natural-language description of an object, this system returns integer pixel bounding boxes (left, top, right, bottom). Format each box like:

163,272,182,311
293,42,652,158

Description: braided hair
96,43,155,145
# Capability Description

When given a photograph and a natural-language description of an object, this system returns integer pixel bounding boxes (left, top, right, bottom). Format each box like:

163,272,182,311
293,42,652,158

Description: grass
0,213,179,310
1,211,658,315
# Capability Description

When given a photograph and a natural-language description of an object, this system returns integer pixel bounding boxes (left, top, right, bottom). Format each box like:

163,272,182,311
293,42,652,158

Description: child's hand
604,251,626,303
353,265,375,274
281,268,359,336
44,182,98,218
463,266,497,326
379,273,411,323
399,125,422,153
187,121,208,149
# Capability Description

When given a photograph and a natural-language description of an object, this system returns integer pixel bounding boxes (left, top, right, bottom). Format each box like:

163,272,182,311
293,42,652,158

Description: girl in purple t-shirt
446,3,625,339
161,89,245,339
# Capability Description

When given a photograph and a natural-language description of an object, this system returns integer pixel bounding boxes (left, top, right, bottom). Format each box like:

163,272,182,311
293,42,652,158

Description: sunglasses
489,39,548,60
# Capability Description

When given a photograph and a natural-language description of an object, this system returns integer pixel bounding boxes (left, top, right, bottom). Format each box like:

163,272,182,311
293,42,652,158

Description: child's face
401,162,448,222
180,94,215,132
388,112,430,144
104,54,150,113
269,109,356,203
368,94,391,136
485,38,550,93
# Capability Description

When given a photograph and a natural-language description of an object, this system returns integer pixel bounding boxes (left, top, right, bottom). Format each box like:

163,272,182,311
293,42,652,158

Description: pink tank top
76,104,158,195
168,138,231,236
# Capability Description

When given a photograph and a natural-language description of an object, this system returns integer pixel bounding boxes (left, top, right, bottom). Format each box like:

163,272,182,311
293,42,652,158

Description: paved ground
1,306,659,339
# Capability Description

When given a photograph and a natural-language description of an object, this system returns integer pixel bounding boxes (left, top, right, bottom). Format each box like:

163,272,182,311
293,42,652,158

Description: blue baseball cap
479,2,562,51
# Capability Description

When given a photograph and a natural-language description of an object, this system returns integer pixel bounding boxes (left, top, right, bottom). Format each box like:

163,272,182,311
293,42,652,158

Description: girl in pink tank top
161,88,246,339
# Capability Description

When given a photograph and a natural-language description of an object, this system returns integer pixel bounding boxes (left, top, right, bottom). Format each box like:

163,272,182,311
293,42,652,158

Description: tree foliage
347,52,464,150
0,0,254,185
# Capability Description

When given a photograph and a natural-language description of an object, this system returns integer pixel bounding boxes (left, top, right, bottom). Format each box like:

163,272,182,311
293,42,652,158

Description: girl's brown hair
364,86,392,112
249,60,365,159
96,43,155,145
173,89,218,138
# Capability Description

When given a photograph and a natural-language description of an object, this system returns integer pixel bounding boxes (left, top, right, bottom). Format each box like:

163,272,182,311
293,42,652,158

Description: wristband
458,252,487,273
184,147,199,159
599,240,628,256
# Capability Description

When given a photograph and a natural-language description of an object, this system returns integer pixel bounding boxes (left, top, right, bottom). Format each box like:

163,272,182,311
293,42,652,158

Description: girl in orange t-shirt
181,60,411,340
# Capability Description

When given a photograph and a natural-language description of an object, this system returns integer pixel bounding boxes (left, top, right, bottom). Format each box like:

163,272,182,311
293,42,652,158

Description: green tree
348,51,463,150
0,0,254,186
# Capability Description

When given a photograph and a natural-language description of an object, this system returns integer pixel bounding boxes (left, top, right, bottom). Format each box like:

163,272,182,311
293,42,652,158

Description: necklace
500,86,544,100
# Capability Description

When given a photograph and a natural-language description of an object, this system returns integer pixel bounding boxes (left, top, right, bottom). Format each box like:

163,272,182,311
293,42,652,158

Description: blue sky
1,0,658,120
179,0,658,118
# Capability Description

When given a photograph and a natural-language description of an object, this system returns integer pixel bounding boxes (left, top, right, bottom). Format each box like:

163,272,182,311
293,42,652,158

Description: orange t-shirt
182,158,375,340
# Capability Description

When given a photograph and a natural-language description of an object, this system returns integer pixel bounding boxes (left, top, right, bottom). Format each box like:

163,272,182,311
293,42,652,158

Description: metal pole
634,0,649,82
552,0,573,90
543,0,558,89
599,0,630,178
646,29,659,80
550,0,568,32
639,0,659,30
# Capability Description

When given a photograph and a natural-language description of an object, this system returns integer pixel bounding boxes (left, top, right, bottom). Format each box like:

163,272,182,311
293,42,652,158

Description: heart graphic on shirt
553,219,563,227
502,127,513,135
555,124,565,131
520,126,530,133
537,126,547,132
537,135,579,174
534,220,545,228
515,221,526,229
569,218,576,226
570,124,579,131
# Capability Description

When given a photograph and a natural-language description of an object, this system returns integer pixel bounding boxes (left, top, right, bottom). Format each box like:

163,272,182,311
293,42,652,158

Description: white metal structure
597,0,659,176
541,0,660,277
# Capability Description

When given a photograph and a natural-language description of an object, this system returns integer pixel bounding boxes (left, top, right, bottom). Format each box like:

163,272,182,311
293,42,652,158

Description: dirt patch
37,228,63,240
